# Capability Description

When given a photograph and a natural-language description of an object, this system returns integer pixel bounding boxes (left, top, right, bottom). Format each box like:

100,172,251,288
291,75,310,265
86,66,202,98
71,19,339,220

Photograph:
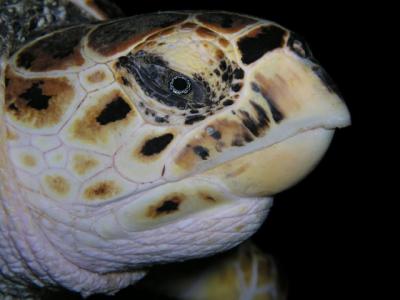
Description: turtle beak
165,48,351,196
201,48,351,197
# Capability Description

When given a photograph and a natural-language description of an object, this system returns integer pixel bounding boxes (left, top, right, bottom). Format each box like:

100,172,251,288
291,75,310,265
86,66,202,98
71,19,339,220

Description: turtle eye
169,76,192,95
118,51,209,110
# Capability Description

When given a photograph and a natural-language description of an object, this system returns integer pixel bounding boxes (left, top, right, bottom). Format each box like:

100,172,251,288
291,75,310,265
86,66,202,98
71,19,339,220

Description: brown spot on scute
197,12,257,33
45,175,70,196
218,38,230,48
84,180,122,201
72,154,99,175
21,154,37,167
214,49,225,60
88,13,187,56
16,25,89,72
87,71,106,83
196,27,218,39
174,118,253,171
181,22,198,29
238,25,288,65
147,194,184,218
198,191,217,203
6,127,18,140
70,90,134,144
5,68,74,129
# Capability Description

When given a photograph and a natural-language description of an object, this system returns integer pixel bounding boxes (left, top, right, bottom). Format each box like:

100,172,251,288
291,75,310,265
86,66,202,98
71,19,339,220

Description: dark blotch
17,26,88,71
231,83,242,92
155,116,168,123
17,52,35,69
231,131,254,147
250,101,270,128
232,136,244,147
251,82,260,92
121,76,131,86
8,103,19,111
156,199,180,214
238,25,287,65
261,92,284,123
141,133,174,156
219,60,227,71
239,109,259,136
185,114,206,125
252,83,284,123
223,99,234,106
96,97,131,125
206,126,221,140
193,145,209,160
233,68,244,79
19,82,51,110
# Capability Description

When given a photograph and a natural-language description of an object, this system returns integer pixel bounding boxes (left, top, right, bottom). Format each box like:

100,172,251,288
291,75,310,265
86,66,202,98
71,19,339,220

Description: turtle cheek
203,128,334,197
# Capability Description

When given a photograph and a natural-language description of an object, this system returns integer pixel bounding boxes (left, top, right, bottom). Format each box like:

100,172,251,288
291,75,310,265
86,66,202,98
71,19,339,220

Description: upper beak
164,48,350,192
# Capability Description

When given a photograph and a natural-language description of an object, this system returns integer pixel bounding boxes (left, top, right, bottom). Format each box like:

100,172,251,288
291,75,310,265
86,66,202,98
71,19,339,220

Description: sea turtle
0,1,351,298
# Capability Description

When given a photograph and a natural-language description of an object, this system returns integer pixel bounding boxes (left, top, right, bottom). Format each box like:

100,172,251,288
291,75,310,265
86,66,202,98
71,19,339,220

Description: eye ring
169,75,192,95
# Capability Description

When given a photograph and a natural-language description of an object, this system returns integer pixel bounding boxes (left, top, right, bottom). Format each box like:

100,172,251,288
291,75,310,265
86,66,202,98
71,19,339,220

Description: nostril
287,32,313,59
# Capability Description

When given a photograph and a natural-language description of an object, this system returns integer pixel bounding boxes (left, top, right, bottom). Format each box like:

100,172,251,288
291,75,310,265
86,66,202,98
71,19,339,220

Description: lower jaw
201,128,335,197
80,128,333,271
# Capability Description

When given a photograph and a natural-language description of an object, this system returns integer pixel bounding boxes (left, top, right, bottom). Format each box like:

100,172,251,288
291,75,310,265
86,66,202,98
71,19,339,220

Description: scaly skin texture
0,6,351,298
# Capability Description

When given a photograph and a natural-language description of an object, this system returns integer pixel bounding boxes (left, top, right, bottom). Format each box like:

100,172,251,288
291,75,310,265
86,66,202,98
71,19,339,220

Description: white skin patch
31,135,61,151
44,146,68,168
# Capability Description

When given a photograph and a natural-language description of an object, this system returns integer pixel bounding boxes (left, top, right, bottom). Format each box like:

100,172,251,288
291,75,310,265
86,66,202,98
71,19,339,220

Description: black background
52,1,371,299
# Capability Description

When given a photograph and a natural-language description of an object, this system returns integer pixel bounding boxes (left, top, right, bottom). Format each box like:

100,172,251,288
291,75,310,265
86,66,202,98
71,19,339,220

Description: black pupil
172,77,188,91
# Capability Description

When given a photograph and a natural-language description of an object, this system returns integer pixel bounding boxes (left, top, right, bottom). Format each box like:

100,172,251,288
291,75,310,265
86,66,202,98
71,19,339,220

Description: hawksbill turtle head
0,11,350,296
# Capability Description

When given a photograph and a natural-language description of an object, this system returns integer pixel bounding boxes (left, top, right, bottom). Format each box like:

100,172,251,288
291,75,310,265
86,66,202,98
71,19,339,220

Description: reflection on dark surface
42,242,286,300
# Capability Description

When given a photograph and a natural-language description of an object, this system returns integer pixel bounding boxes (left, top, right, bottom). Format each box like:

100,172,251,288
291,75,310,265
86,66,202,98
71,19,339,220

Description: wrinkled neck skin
0,1,150,297
0,1,143,297
0,75,146,294
0,90,141,297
